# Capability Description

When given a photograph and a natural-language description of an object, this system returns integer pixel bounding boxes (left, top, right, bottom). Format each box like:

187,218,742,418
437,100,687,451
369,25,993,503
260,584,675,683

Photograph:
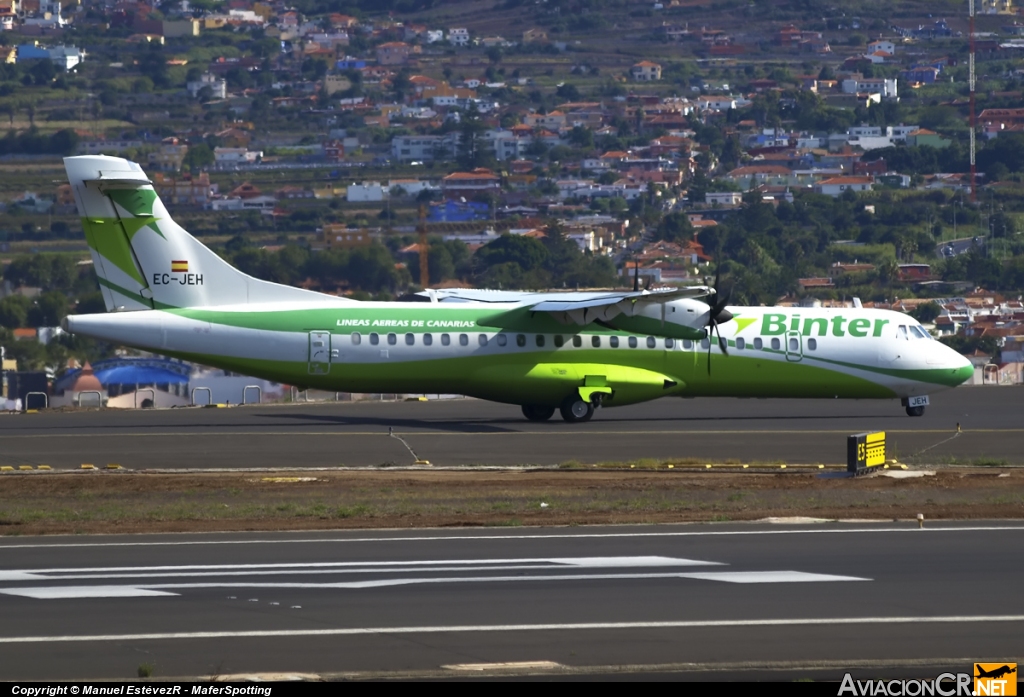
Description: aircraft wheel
522,405,555,421
906,405,925,417
559,396,594,423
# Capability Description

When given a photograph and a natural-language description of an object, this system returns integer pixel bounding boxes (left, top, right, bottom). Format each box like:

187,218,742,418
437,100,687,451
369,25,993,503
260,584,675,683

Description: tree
455,103,496,170
475,234,549,277
0,295,31,329
654,212,694,243
182,143,214,171
555,82,580,101
28,291,68,327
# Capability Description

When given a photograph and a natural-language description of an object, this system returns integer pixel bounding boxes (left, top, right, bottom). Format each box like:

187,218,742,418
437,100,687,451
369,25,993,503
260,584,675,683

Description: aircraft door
308,331,331,375
785,330,803,362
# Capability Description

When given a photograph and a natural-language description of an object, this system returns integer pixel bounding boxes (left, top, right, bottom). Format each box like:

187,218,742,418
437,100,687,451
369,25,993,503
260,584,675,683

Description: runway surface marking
3,429,1022,439
0,571,866,598
0,556,866,599
0,586,176,599
3,525,1023,550
2,616,1023,643
0,556,721,581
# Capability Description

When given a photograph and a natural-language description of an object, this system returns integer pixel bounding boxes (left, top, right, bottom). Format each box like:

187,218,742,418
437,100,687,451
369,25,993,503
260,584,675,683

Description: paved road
0,387,1019,469
0,523,1021,680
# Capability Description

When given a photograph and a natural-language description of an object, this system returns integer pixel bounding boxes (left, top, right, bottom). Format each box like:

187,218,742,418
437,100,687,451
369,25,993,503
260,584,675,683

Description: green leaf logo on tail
107,188,165,239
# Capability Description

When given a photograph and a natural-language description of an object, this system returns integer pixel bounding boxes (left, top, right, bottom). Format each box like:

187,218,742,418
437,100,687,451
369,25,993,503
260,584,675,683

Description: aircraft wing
529,286,710,312
529,286,712,326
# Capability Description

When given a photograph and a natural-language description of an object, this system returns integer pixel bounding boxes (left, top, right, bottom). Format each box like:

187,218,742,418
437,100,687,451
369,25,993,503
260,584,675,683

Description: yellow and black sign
975,663,1017,696
847,431,886,474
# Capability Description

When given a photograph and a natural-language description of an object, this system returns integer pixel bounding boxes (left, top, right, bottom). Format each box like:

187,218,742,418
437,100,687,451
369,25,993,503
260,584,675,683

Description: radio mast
969,0,977,203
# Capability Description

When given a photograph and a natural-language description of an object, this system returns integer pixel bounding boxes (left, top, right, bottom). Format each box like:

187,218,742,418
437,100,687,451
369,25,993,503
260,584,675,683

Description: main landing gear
559,395,595,423
521,405,555,421
521,396,596,423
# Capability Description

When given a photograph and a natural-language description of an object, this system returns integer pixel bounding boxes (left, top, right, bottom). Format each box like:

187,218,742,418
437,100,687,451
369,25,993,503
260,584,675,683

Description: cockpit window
910,326,930,339
898,325,908,340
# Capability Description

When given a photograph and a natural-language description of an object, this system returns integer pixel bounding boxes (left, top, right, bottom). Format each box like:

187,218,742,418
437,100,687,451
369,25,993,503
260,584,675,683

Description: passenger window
754,338,763,350
536,335,545,347
665,338,674,348
628,336,638,348
387,333,397,345
441,333,451,346
351,332,362,345
313,340,324,347
592,336,601,348
683,339,693,349
807,338,817,350
700,338,710,349
423,333,433,346
609,336,619,348
479,334,488,346
789,337,799,351
554,335,564,347
496,334,507,346
572,335,582,347
459,334,469,346
405,333,415,345
369,333,380,345
646,336,656,348
736,337,745,350
771,338,781,350
517,334,526,347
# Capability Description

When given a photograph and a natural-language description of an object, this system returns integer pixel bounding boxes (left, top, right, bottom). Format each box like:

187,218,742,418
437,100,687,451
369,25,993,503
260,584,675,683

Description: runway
0,522,1022,680
0,387,1019,469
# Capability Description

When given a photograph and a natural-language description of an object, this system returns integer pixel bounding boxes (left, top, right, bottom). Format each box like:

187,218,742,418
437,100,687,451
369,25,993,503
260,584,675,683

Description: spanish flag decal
171,260,188,273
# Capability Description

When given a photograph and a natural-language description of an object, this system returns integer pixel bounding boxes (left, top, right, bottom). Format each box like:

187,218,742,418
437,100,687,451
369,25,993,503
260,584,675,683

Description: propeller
705,253,733,376
632,258,640,292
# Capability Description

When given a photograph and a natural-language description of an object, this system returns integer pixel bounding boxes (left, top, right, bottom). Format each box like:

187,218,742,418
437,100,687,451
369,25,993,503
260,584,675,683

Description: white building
841,77,897,100
47,45,83,71
391,135,456,162
346,182,385,202
214,147,261,166
187,73,227,99
705,191,743,206
814,176,874,197
208,195,276,211
388,179,437,197
447,28,470,46
887,124,919,142
867,39,896,56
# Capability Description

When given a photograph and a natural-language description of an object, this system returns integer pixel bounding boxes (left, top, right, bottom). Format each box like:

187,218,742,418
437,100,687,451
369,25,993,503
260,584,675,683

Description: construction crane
414,205,517,287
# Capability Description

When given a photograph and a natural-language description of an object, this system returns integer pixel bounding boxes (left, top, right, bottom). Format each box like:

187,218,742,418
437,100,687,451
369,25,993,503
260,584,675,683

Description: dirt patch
1,467,1022,535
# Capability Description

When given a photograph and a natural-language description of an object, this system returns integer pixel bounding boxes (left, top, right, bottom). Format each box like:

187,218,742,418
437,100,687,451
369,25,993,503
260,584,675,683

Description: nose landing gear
902,396,929,417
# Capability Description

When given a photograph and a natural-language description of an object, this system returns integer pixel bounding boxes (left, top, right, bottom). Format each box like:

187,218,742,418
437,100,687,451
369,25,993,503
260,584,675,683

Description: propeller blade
633,259,639,292
706,321,714,376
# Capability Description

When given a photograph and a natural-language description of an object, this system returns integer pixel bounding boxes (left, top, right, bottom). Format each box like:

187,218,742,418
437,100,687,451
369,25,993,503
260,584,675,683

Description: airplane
60,155,974,422
975,665,1017,680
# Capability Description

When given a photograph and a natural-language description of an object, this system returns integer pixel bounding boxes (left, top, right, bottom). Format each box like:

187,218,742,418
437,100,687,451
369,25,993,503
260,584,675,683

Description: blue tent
93,365,189,386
